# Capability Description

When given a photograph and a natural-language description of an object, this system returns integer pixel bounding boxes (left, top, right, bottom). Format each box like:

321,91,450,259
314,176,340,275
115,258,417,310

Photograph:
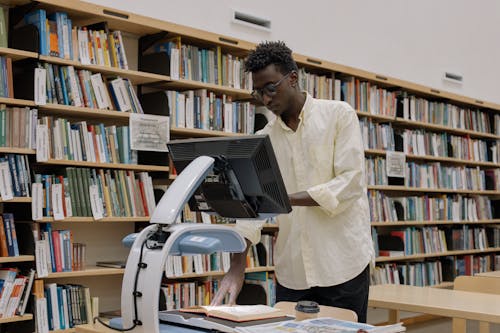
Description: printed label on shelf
386,151,406,178
0,161,13,201
34,67,47,105
32,183,43,220
129,113,170,151
36,124,49,162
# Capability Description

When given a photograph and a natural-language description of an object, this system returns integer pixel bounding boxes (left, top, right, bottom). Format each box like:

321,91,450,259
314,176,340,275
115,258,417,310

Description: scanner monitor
167,135,291,218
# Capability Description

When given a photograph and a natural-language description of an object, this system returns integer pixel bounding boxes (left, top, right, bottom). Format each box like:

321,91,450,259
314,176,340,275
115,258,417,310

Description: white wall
88,0,500,104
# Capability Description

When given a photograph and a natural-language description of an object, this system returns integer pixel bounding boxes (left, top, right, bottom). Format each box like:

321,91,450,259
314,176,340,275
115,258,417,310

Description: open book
179,305,286,322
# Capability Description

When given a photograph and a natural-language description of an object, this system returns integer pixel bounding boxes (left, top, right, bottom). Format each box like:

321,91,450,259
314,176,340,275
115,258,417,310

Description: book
96,260,125,268
179,305,286,322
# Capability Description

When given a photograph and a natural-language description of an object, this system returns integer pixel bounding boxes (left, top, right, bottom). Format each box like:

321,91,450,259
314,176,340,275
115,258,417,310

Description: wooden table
476,270,500,278
368,284,500,325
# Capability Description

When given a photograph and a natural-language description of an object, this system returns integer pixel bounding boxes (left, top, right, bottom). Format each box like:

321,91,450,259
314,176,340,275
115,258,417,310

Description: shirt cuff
234,219,265,244
307,184,339,217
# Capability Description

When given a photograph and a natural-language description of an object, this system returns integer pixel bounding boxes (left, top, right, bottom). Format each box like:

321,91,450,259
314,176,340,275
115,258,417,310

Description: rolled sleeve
307,106,365,217
234,219,265,244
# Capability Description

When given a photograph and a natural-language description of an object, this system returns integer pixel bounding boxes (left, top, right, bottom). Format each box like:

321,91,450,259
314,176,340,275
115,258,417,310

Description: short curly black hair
244,41,298,74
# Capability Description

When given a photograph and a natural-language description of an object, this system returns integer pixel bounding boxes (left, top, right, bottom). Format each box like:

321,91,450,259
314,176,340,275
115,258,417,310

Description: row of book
38,116,137,164
367,191,495,222
297,68,335,100
161,280,221,310
360,118,499,163
372,254,500,286
22,9,128,68
166,252,230,278
42,282,97,330
0,268,35,318
0,154,31,199
148,37,251,90
397,92,493,134
35,223,86,274
165,89,256,134
32,168,156,219
0,105,38,149
161,272,276,309
373,226,493,257
365,156,500,191
38,63,142,112
0,213,19,257
0,56,13,98
165,236,275,278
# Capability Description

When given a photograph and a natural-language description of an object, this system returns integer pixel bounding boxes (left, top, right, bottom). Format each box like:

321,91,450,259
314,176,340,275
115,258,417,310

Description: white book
36,298,49,333
67,66,82,107
185,92,194,129
170,48,180,80
46,284,60,330
61,288,70,328
78,29,91,65
0,161,13,200
110,78,132,112
90,73,110,109
51,183,65,220
177,93,186,128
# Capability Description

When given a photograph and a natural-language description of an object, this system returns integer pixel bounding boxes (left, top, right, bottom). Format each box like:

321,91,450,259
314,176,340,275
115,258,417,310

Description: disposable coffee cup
294,300,320,321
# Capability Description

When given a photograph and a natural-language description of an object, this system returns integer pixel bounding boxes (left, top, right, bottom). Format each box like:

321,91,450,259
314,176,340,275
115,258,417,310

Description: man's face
251,64,292,117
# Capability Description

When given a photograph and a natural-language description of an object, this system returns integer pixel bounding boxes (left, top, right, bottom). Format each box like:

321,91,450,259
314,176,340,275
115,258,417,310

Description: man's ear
290,71,299,87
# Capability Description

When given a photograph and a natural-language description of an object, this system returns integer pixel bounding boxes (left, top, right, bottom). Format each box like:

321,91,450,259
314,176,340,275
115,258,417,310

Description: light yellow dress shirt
236,92,374,289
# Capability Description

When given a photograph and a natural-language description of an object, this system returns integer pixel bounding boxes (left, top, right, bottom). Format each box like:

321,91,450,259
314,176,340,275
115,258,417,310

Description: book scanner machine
99,135,291,333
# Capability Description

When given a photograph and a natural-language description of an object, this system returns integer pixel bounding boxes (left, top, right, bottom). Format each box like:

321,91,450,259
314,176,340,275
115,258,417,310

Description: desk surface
368,284,500,323
476,270,500,278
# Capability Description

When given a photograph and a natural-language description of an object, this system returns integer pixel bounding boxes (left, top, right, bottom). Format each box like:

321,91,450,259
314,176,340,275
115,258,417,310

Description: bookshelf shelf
365,149,499,168
0,255,35,263
0,314,33,324
171,127,247,137
44,266,125,279
160,78,252,100
0,197,31,203
356,111,396,122
0,97,36,107
367,185,500,196
432,282,455,289
395,118,500,140
41,159,169,172
0,147,36,155
371,219,500,227
376,247,500,262
166,266,275,280
38,55,170,85
37,216,151,223
38,104,131,122
0,47,37,60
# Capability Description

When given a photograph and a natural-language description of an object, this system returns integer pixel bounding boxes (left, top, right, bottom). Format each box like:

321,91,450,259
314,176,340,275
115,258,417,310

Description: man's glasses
251,71,293,101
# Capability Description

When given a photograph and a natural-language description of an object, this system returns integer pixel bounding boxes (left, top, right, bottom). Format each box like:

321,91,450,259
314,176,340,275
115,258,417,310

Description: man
211,41,374,323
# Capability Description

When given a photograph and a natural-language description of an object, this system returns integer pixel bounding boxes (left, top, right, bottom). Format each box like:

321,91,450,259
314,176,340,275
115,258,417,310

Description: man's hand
210,241,251,305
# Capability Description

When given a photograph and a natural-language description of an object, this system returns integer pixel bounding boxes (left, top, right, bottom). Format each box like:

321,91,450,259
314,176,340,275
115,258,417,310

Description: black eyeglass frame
251,71,294,101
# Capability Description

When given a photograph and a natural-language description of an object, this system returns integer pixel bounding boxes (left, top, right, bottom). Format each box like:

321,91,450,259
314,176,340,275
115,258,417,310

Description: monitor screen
167,135,292,218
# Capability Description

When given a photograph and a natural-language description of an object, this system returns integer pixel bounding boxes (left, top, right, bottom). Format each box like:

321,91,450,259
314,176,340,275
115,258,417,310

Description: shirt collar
276,92,313,131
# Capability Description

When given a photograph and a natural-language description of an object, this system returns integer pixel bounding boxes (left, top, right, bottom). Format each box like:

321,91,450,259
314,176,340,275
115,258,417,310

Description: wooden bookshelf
44,266,125,279
365,149,499,168
0,314,33,324
0,197,32,203
37,216,151,223
166,266,275,280
0,255,35,263
0,147,36,155
376,247,500,263
159,78,252,100
371,219,500,227
368,185,500,196
171,127,247,138
0,97,36,107
0,47,37,60
41,159,169,172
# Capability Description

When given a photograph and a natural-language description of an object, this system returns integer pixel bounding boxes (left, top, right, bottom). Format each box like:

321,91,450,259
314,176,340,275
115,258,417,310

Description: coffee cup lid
295,300,320,313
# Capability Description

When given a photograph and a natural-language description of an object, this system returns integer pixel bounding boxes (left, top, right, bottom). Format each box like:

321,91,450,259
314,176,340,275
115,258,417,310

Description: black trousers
275,265,370,323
